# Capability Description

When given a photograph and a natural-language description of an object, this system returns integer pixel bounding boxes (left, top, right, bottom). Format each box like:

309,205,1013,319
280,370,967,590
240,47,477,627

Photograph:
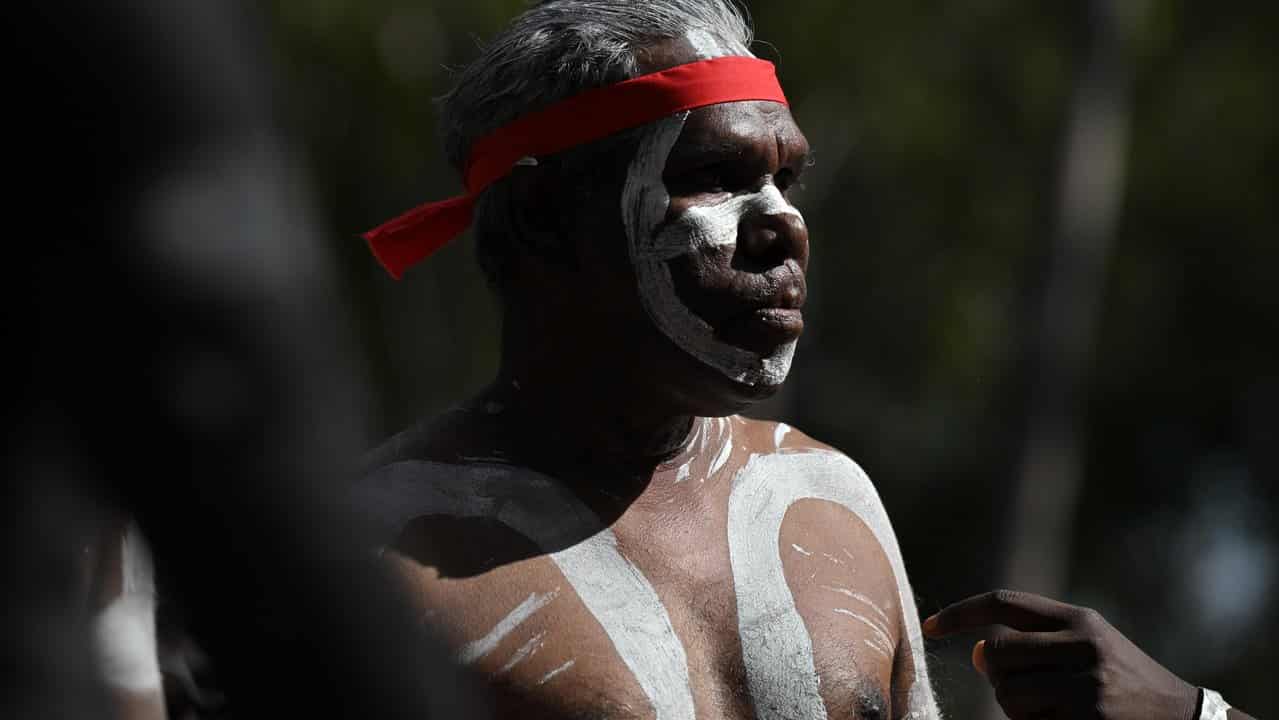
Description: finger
994,670,1096,720
983,630,1099,680
923,589,1077,637
972,640,988,675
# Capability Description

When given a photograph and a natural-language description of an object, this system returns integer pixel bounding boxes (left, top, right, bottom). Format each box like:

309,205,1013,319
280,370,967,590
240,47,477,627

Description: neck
487,314,697,473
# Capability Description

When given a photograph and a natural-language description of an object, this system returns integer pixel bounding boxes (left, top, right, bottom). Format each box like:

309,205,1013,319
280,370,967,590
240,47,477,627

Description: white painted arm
838,459,942,720
92,523,167,719
890,574,942,720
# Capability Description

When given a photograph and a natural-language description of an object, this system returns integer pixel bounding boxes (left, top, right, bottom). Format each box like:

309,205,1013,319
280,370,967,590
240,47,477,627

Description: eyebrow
666,139,749,165
665,138,814,174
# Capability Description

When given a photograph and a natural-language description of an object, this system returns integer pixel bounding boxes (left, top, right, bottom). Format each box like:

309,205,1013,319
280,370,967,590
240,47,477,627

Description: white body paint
773,422,793,449
864,638,892,659
621,111,803,387
832,608,894,651
355,437,940,719
707,417,735,477
671,417,706,483
726,449,942,720
537,659,576,686
457,589,558,665
355,461,696,720
93,524,163,692
821,585,895,626
684,28,751,60
499,631,546,674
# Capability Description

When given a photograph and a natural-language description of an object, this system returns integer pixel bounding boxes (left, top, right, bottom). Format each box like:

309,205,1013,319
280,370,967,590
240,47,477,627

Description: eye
774,168,797,192
669,165,728,194
774,167,808,197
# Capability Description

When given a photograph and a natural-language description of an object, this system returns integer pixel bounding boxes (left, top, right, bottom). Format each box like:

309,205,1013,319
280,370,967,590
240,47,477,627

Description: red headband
362,56,789,279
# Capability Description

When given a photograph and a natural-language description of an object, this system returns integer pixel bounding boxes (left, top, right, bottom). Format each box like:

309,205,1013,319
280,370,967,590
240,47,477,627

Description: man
356,2,1254,719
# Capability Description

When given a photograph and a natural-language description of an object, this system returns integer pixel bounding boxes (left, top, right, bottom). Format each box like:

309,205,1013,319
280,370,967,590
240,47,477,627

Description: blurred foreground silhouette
6,3,488,717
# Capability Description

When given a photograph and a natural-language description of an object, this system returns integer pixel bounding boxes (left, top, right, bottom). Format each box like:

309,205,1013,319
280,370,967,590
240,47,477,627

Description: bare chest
358,438,921,719
391,496,898,719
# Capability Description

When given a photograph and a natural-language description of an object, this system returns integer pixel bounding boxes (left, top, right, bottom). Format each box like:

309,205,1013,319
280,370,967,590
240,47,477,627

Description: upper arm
890,599,940,720
801,444,942,720
864,499,940,720
88,521,167,720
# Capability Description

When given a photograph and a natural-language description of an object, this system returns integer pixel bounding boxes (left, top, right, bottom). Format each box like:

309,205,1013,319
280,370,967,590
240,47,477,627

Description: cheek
666,245,766,328
573,181,645,280
660,204,755,296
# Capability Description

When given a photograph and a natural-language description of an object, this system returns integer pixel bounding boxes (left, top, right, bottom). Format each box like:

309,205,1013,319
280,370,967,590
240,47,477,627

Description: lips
752,307,804,333
718,283,806,352
664,254,807,354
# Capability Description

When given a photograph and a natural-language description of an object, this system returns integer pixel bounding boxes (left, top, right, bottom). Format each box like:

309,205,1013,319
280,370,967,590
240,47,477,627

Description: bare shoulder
729,420,942,718
359,403,504,475
733,414,851,454
732,416,878,492
725,418,907,715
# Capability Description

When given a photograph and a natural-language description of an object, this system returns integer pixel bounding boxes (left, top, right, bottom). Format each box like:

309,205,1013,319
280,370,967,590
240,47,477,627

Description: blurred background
264,0,1276,716
14,1,1270,717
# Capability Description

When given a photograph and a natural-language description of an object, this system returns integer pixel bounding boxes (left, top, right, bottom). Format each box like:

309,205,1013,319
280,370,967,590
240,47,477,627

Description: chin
724,374,786,407
631,316,799,416
665,351,792,417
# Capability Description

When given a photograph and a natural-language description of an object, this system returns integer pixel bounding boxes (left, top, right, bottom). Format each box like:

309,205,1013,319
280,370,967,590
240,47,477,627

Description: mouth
714,262,808,352
750,307,805,335
717,304,805,353
665,256,808,355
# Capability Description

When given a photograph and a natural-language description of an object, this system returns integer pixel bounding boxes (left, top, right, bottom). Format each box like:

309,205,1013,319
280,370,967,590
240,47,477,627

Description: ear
504,157,577,265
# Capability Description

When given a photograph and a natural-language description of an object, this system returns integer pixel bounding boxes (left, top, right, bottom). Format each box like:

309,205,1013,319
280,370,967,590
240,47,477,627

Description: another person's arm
924,590,1256,720
86,520,166,720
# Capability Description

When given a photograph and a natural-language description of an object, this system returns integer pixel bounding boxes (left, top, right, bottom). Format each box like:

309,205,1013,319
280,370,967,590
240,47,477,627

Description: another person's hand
923,590,1199,720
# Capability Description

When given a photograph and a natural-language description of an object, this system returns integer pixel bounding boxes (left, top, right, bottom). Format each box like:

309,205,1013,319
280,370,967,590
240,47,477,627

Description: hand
923,589,1200,720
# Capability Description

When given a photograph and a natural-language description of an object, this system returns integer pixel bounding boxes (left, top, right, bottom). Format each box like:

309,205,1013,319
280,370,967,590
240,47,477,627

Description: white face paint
620,38,804,388
684,27,751,59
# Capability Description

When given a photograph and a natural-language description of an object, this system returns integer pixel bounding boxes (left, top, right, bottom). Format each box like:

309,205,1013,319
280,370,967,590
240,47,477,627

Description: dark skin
366,35,1254,720
493,39,811,433
370,37,916,719
924,590,1258,720
384,418,907,719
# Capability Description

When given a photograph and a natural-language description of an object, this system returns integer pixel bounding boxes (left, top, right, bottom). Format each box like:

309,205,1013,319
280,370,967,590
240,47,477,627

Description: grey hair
437,0,755,294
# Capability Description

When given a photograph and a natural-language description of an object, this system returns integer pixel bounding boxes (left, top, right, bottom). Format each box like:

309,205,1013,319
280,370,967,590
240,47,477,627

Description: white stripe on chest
356,447,940,720
726,450,940,720
357,462,695,720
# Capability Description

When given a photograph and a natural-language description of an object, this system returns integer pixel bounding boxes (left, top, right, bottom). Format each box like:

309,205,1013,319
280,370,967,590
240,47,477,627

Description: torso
353,414,936,720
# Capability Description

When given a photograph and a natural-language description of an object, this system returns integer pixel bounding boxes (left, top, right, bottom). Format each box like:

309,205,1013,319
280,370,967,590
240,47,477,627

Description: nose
739,206,809,272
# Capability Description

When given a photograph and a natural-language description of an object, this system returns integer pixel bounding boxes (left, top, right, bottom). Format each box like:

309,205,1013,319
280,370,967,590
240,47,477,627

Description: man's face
609,37,812,410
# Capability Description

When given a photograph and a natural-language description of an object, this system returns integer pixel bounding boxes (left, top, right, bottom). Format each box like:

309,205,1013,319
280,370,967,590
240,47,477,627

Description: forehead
634,36,808,164
671,101,808,163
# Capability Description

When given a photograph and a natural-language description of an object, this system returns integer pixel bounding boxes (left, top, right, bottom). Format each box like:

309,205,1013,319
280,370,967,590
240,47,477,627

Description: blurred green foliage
268,1,1276,715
